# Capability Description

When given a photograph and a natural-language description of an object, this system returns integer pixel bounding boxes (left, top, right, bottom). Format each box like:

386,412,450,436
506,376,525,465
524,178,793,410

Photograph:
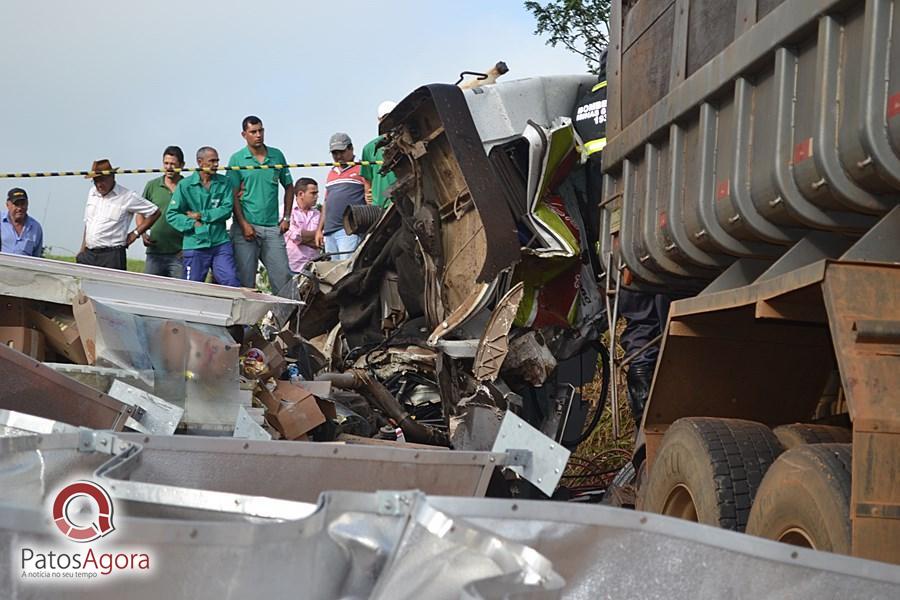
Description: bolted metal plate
491,410,570,496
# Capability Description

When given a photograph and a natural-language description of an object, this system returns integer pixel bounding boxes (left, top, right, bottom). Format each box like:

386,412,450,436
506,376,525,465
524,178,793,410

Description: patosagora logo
18,480,151,582
52,481,115,542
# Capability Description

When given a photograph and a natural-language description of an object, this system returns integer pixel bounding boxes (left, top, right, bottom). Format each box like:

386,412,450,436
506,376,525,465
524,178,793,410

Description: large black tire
746,444,852,554
772,423,852,449
642,418,784,531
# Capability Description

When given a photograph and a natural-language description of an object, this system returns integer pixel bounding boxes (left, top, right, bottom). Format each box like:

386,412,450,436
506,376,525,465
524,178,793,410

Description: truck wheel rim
662,484,699,522
778,527,816,550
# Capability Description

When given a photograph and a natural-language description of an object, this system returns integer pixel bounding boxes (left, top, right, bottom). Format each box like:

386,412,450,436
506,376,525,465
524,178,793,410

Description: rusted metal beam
822,261,900,564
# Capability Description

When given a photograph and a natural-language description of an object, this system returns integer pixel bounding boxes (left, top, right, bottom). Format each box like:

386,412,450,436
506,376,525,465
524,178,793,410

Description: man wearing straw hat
76,158,160,270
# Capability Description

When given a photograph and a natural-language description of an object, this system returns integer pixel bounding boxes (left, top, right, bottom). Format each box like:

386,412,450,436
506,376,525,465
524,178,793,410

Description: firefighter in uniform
572,50,671,426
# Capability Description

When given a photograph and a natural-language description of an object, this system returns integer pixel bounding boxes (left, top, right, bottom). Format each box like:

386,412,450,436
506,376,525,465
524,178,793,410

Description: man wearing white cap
360,101,397,208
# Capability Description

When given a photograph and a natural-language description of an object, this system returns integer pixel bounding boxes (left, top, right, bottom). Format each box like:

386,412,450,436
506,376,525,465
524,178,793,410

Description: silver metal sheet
464,75,596,153
233,406,271,440
432,338,479,358
492,410,570,497
108,380,184,435
0,409,77,435
20,431,502,503
74,295,155,385
0,434,897,600
76,299,246,429
0,253,297,326
43,362,142,392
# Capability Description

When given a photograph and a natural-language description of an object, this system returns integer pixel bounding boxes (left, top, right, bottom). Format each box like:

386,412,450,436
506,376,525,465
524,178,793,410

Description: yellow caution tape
0,161,384,179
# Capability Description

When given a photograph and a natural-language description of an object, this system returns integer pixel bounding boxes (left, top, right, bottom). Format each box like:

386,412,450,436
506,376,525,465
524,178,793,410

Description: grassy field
45,253,146,273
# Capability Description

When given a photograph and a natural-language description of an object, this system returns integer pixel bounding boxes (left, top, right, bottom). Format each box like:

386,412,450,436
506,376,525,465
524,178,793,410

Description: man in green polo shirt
227,115,294,296
360,100,398,208
166,146,240,286
140,146,185,278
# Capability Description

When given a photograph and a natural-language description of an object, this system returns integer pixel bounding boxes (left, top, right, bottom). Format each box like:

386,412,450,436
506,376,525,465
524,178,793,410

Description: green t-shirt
165,173,235,250
360,136,396,208
141,176,184,255
226,146,293,227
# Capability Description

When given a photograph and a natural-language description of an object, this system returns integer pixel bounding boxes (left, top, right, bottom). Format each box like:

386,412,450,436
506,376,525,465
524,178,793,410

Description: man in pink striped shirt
284,177,321,274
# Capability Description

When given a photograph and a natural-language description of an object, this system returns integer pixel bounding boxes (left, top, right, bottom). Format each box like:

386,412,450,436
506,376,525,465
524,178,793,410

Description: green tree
524,0,609,73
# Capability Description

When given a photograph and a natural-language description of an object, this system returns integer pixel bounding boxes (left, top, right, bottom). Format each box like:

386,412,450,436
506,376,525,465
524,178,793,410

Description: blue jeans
183,242,241,287
324,229,360,260
230,223,293,296
145,252,183,278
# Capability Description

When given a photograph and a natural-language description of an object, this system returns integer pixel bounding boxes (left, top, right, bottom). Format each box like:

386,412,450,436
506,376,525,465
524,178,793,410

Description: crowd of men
0,104,397,297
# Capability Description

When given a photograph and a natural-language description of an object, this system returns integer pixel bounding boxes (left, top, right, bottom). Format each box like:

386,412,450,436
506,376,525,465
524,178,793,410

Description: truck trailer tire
772,423,852,449
745,444,852,553
642,417,784,531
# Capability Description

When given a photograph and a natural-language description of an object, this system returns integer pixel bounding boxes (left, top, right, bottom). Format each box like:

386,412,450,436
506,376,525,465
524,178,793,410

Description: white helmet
377,100,397,121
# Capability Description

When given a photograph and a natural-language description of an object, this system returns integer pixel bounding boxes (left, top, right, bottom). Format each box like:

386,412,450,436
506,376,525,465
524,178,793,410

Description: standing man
360,101,397,208
227,115,293,296
77,159,160,270
315,133,368,259
284,177,321,274
140,146,185,278
1,188,43,257
166,147,240,286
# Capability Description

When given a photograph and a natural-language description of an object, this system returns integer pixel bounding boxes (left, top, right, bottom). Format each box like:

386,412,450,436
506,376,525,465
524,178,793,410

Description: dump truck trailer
601,0,900,563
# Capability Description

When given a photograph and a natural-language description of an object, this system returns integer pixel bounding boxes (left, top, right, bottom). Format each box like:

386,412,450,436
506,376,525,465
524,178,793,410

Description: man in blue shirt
1,188,43,257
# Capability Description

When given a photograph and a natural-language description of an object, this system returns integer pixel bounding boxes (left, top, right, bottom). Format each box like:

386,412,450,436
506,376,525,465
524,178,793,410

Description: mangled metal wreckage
0,76,604,497
297,77,608,459
3,76,900,598
2,424,899,599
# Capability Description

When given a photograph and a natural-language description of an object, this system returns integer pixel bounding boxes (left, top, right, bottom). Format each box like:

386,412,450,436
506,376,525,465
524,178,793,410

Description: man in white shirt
76,158,160,270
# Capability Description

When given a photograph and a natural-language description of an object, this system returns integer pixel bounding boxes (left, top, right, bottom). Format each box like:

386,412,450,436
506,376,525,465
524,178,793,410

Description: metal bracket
376,491,415,516
503,449,533,467
108,380,185,436
491,411,571,497
234,406,272,440
77,428,135,456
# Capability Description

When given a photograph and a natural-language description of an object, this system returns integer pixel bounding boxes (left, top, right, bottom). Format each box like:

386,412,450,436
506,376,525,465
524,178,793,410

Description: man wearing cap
1,188,43,257
166,147,240,287
315,133,368,259
140,146,186,278
360,101,398,208
77,159,160,270
227,115,294,296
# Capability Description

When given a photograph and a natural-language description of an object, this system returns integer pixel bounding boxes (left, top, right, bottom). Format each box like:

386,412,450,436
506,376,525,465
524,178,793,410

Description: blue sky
0,0,589,259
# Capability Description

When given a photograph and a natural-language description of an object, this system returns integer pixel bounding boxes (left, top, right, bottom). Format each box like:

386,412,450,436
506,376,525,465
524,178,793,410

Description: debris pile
0,76,602,497
287,80,607,470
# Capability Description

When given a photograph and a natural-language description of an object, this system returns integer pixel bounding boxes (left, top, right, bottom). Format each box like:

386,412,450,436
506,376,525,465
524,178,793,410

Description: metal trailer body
604,0,900,563
0,253,298,327
1,432,899,598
